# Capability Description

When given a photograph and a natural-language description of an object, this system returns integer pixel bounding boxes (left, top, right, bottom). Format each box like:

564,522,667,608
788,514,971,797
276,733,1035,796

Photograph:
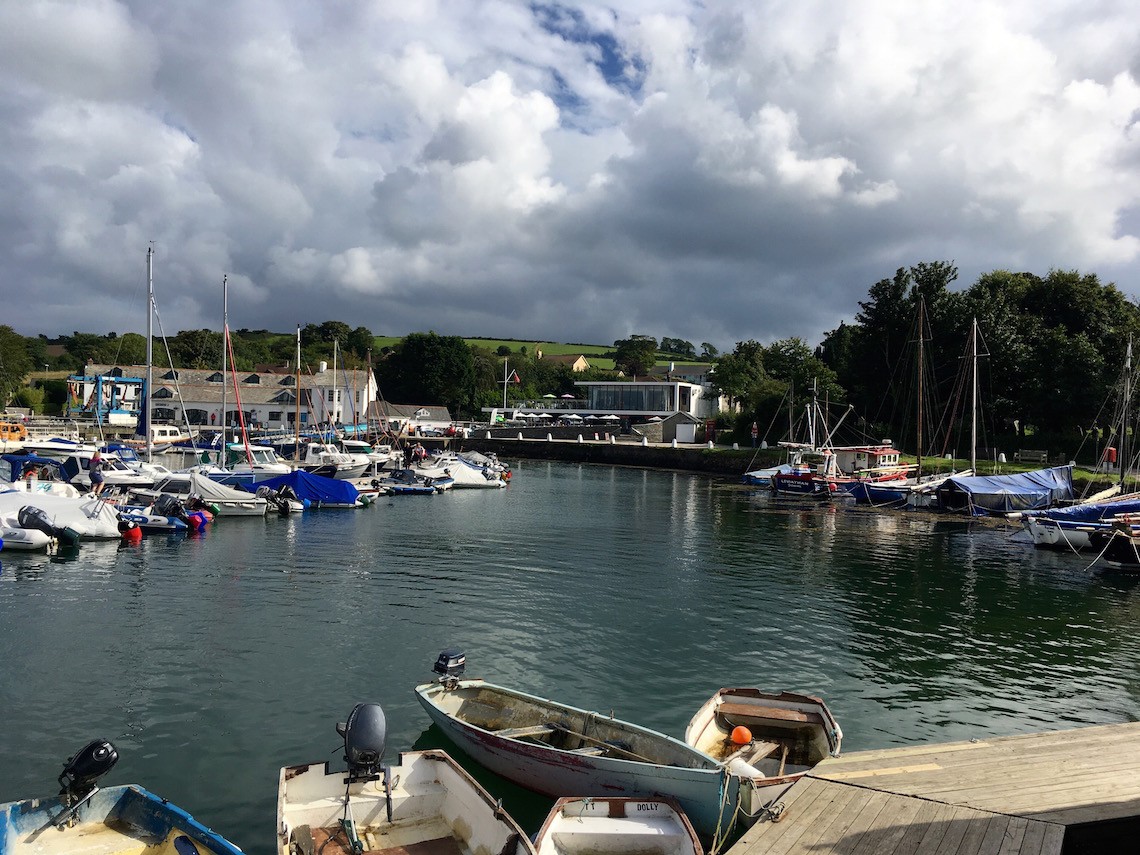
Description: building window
243,374,260,384
268,411,282,422
185,408,209,425
162,370,178,380
207,372,223,382
153,407,176,421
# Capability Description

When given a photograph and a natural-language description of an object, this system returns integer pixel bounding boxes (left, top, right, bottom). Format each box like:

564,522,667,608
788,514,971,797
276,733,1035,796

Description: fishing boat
413,651,740,840
533,797,702,855
0,739,242,855
277,702,535,855
683,688,842,819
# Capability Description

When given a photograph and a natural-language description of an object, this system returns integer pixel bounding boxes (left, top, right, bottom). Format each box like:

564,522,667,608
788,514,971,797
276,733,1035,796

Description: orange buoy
730,725,753,745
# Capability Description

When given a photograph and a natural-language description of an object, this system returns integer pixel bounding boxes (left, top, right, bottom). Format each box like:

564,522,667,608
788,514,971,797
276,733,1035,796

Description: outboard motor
54,739,118,827
17,505,54,537
154,494,190,523
335,703,391,850
337,703,387,779
17,505,81,550
433,648,465,688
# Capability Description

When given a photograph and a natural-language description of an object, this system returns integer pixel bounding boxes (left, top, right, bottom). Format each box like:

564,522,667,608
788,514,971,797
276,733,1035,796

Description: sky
2,0,1139,352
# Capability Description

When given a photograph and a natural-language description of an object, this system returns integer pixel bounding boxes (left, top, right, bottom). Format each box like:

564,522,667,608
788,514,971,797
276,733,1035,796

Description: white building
73,362,378,430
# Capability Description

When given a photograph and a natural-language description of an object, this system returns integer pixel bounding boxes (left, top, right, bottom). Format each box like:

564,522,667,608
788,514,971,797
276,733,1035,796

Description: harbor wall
453,435,765,476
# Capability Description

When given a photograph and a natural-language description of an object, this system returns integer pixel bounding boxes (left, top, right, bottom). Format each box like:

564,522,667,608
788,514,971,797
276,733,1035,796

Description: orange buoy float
730,725,753,745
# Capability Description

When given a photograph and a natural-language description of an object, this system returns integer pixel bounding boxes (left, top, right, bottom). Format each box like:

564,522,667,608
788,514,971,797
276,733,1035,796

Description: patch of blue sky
530,2,644,97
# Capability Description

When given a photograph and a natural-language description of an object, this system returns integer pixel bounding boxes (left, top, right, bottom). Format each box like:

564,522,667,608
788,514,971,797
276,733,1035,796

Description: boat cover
1029,493,1140,522
255,470,360,507
935,466,1074,513
182,472,264,502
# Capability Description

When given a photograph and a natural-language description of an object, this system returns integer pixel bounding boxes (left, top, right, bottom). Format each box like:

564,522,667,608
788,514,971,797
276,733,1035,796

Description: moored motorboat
277,702,535,855
414,651,739,840
0,739,242,855
684,688,842,820
534,797,702,855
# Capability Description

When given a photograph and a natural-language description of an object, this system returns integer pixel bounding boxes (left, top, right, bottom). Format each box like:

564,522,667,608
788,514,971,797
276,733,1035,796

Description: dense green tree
660,337,696,359
0,326,33,406
700,342,719,360
170,329,224,369
709,340,767,408
613,335,658,376
376,332,477,417
346,326,374,359
60,332,111,366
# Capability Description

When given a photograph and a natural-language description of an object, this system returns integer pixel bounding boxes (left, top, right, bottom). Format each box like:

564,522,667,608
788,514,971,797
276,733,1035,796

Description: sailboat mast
145,245,154,463
220,275,228,464
916,298,925,477
294,325,301,461
1122,336,1132,490
332,338,338,432
970,317,978,474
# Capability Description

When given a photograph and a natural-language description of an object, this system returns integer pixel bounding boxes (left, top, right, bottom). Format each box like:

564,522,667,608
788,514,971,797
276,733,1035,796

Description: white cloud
0,0,1138,351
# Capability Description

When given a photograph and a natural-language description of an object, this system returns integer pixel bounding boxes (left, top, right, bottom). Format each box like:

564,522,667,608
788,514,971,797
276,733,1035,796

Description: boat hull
277,749,533,855
683,688,842,817
534,797,702,855
414,680,737,839
0,784,242,855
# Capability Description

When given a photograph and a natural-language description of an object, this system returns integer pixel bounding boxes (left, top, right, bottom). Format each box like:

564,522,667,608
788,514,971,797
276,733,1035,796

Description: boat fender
187,511,208,531
119,519,143,543
0,535,4,551
726,756,766,779
371,479,381,489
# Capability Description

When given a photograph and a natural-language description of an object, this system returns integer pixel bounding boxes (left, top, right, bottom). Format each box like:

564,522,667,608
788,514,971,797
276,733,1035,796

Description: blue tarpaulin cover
935,465,1074,513
1026,492,1140,522
256,470,360,507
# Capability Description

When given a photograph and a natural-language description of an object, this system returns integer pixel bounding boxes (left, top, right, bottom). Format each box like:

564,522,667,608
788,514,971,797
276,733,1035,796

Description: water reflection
2,463,1140,855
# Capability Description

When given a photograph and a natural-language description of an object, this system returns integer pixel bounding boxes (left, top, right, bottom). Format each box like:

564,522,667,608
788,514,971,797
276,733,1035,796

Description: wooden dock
728,722,1140,854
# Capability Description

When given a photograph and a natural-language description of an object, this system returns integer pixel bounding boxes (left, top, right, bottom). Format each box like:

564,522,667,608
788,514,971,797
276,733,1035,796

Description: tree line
712,263,1140,457
6,262,1138,455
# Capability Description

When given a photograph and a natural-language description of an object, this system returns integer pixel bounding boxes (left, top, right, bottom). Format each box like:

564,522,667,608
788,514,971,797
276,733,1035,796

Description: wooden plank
770,780,865,854
995,816,1028,855
494,724,554,739
717,702,824,726
732,778,828,852
891,797,952,854
817,788,894,854
848,790,926,855
910,801,963,855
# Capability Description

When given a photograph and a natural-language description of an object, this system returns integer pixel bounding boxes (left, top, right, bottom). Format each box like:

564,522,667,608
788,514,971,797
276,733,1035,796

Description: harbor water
2,460,1139,853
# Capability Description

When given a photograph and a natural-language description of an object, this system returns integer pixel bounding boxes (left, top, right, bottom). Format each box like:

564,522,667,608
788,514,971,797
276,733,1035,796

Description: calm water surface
2,460,1139,853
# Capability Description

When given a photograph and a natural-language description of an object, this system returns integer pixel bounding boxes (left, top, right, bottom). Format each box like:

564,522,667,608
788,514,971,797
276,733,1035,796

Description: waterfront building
71,362,378,430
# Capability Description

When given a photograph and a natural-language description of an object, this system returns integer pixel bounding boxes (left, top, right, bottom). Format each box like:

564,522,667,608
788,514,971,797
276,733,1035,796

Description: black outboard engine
18,505,54,536
433,648,465,688
337,703,387,780
154,494,190,523
54,739,118,827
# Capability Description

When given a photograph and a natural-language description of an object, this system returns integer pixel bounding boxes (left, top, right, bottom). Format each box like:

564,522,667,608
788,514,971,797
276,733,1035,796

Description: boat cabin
0,420,28,446
832,444,903,476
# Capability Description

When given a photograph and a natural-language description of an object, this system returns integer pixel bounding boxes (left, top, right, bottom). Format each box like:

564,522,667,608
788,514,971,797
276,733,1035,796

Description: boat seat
569,746,607,756
494,724,556,740
292,825,315,855
716,702,824,726
744,740,782,764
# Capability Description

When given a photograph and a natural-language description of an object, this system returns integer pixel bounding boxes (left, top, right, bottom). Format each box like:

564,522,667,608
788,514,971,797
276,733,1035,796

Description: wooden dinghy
684,688,842,821
414,651,738,841
533,797,702,855
277,702,535,855
0,739,243,855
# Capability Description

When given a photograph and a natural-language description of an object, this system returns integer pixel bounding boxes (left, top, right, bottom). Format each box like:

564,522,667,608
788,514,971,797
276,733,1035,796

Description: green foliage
0,326,33,405
660,337,696,359
376,332,477,417
613,335,658,376
13,386,45,414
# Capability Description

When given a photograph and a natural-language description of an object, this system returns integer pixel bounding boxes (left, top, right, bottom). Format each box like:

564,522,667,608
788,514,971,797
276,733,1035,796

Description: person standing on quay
751,422,759,448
